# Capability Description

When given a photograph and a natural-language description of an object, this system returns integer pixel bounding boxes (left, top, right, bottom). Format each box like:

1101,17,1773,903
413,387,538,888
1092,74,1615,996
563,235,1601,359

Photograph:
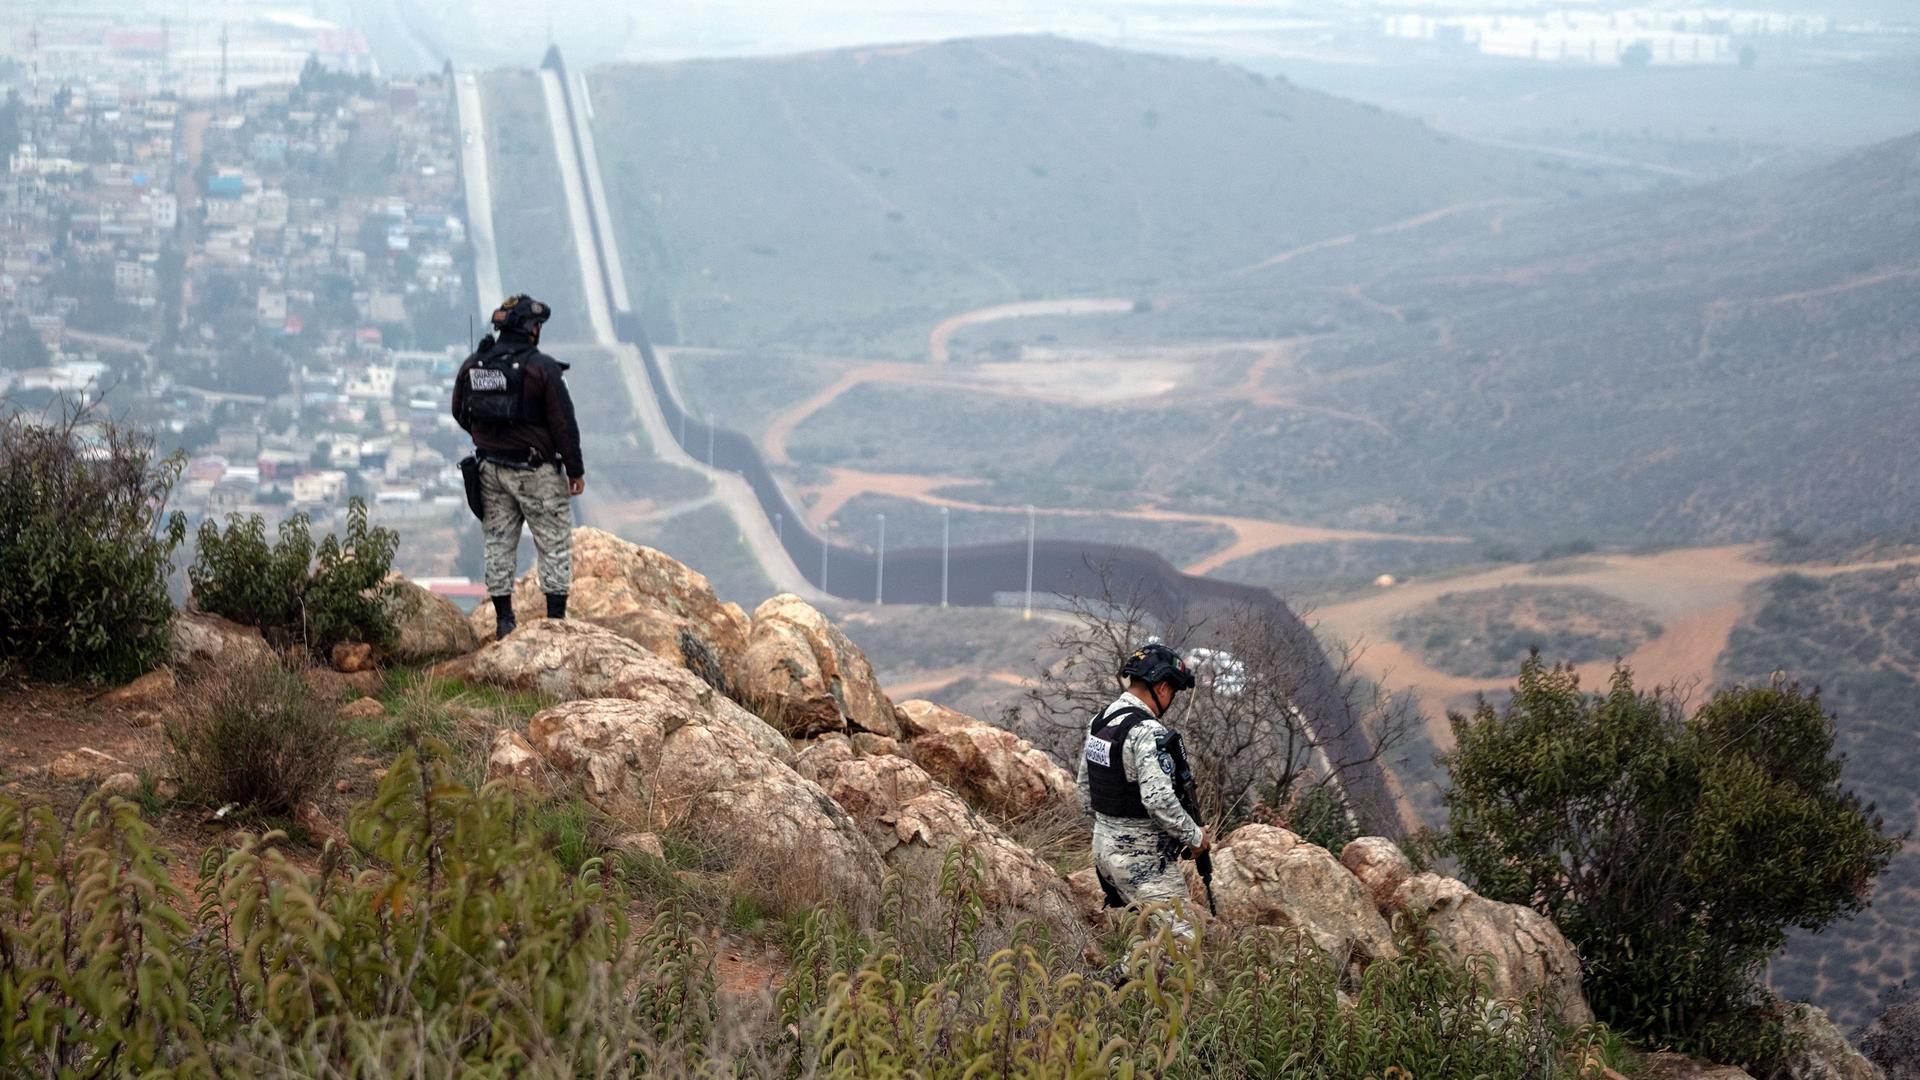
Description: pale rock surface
468,528,749,688
98,772,141,797
337,697,385,721
437,621,791,764
527,697,882,914
1778,1002,1885,1080
1340,837,1415,914
611,831,667,861
102,667,176,708
895,700,1075,821
382,576,479,663
894,700,977,738
1213,825,1397,973
850,733,903,758
738,594,899,739
169,612,275,671
1066,866,1108,925
1391,872,1593,1025
795,748,1080,935
486,729,541,782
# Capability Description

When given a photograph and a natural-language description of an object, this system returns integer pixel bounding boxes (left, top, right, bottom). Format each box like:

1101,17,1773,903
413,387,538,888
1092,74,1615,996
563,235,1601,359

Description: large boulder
794,745,1081,936
1778,1002,1885,1080
468,528,750,689
893,699,1075,822
1212,825,1397,975
527,697,883,917
169,612,275,671
1340,837,1415,915
436,620,791,764
737,594,899,739
383,576,479,663
1390,872,1593,1025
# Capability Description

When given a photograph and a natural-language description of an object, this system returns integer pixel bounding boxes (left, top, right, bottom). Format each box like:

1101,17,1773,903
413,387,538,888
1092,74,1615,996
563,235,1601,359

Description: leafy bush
0,403,185,683
189,496,401,655
166,659,346,813
0,750,1608,1078
1439,655,1902,1068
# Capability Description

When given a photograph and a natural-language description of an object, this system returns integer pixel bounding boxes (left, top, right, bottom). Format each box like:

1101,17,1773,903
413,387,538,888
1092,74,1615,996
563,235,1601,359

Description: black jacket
451,332,584,478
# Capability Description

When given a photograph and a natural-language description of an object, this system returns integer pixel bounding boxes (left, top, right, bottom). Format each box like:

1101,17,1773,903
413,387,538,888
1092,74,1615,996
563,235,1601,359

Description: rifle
1161,730,1217,917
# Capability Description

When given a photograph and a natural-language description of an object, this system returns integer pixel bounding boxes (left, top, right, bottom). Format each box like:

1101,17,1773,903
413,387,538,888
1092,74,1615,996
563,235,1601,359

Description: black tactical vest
1085,704,1154,818
460,343,538,426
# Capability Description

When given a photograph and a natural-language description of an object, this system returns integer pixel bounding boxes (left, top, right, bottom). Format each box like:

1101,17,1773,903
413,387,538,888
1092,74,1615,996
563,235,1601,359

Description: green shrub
166,659,346,813
0,403,185,683
1439,655,1901,1068
189,496,401,655
0,752,1606,1077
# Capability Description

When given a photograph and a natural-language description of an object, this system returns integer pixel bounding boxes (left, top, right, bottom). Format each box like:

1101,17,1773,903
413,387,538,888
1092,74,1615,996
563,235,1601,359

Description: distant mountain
582,35,1582,353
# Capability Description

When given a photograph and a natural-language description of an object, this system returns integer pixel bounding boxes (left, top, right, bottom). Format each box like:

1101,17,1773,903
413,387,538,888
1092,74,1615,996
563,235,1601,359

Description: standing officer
1077,642,1209,940
451,294,584,638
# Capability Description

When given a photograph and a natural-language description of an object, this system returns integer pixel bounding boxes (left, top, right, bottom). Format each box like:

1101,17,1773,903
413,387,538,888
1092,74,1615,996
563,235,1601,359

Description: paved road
453,72,504,324
536,56,820,599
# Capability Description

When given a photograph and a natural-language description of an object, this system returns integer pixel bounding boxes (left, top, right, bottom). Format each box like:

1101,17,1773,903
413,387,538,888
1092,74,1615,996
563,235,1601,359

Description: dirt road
1313,545,1920,745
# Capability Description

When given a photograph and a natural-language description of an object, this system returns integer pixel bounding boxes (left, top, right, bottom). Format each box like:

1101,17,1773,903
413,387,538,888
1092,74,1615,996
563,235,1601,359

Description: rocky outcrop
794,746,1080,935
1340,837,1414,913
435,620,792,764
894,700,1075,822
528,697,882,915
168,612,275,671
486,729,540,782
382,576,479,664
1860,993,1920,1080
737,594,899,739
1778,1002,1885,1080
1390,872,1593,1025
1212,825,1396,975
468,528,749,689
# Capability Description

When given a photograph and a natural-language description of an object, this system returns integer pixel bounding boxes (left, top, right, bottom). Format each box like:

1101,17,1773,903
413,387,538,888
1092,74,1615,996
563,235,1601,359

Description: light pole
875,513,885,606
939,506,950,608
1023,504,1035,620
820,519,830,592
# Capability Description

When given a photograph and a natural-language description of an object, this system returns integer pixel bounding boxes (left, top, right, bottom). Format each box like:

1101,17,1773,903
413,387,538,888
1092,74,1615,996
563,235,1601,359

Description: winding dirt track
794,466,1470,572
1313,546,1920,747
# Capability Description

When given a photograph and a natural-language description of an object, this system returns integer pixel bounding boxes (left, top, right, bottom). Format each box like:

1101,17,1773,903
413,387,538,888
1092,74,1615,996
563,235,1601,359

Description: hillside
773,131,1920,556
582,35,1576,354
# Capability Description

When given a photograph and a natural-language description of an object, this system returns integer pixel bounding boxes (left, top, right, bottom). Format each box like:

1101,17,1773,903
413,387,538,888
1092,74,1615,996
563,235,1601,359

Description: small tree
189,497,401,656
1440,656,1901,1067
0,401,185,683
1024,564,1414,838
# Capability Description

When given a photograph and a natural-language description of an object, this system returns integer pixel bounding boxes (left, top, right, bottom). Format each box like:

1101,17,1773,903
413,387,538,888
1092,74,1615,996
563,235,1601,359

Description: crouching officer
1077,642,1208,940
451,294,585,638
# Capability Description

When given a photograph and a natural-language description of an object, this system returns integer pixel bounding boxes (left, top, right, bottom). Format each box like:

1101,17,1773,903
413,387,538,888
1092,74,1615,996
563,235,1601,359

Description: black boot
545,592,568,620
492,595,517,639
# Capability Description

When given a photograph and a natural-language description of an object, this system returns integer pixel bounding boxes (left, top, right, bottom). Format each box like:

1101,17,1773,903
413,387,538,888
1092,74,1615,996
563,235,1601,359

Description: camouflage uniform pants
480,461,573,597
1092,814,1195,941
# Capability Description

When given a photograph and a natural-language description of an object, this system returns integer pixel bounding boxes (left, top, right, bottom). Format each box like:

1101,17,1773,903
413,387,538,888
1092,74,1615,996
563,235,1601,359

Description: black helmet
491,294,551,337
1119,642,1195,691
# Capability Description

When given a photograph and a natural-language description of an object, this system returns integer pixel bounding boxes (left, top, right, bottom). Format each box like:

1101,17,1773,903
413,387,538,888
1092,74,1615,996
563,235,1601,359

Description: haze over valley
7,0,1920,1043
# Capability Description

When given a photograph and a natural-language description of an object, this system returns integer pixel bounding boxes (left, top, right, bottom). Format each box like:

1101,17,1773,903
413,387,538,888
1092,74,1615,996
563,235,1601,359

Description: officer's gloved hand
1185,828,1212,859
